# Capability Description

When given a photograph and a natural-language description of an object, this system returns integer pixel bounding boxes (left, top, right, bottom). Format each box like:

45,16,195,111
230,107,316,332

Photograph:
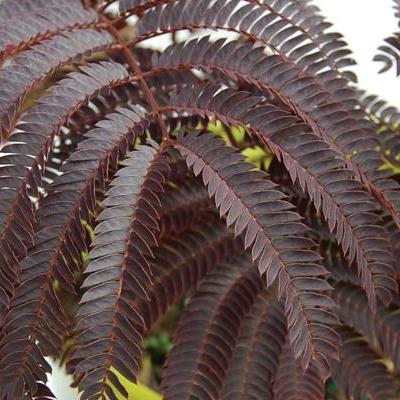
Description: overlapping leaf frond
268,158,368,287
70,144,170,399
333,329,396,400
175,130,339,376
152,36,400,227
161,255,263,399
134,0,355,77
220,293,286,400
273,339,325,400
0,0,99,63
0,61,129,319
167,84,397,309
0,29,114,140
334,283,400,371
158,178,213,237
0,0,399,399
361,92,400,174
139,219,240,329
0,107,148,399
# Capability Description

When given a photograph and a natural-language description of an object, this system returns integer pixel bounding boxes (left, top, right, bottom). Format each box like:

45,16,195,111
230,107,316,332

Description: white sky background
318,0,400,106
48,1,400,399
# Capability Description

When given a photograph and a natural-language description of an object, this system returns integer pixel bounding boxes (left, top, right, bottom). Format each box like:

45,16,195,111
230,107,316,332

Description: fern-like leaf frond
0,29,114,140
161,255,263,400
0,61,129,316
0,1,399,398
334,283,400,371
134,0,354,78
139,219,240,330
221,293,286,400
0,106,148,400
71,143,169,400
175,130,339,376
273,339,325,400
158,178,212,237
333,328,396,400
0,0,99,64
153,36,400,226
167,84,397,309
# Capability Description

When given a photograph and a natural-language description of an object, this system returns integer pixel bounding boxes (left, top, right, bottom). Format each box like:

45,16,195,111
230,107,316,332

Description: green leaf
110,369,162,400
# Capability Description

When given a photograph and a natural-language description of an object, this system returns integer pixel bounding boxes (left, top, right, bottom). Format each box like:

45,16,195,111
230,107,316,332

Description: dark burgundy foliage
0,0,399,399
